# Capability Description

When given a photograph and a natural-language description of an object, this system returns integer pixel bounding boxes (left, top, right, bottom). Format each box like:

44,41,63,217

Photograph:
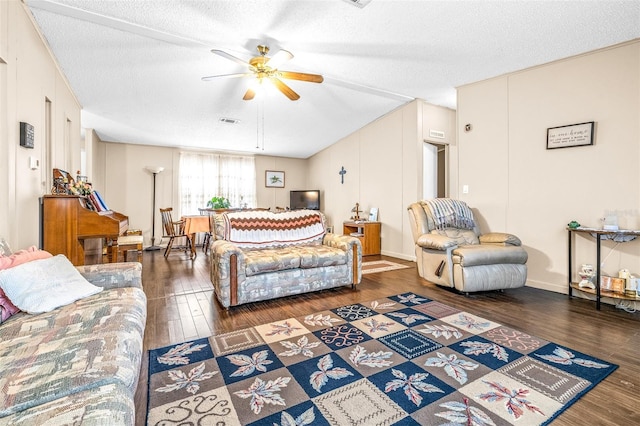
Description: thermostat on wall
20,122,34,148
20,122,34,149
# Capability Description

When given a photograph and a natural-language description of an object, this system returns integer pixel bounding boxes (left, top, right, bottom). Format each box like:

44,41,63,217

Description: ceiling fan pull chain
256,101,260,149
261,97,265,151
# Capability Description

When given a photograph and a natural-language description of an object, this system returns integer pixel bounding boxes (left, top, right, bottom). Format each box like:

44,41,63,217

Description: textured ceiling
26,0,640,158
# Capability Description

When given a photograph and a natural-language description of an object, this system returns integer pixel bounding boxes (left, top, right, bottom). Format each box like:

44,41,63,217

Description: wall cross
339,166,347,184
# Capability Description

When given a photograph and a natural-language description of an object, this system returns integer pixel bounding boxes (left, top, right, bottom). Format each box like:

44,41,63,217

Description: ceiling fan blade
265,49,293,69
243,88,256,101
201,72,252,81
211,49,250,67
271,78,300,101
278,71,324,83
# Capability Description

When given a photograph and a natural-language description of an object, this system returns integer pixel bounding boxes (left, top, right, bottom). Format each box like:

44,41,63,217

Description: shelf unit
567,227,640,310
343,221,381,256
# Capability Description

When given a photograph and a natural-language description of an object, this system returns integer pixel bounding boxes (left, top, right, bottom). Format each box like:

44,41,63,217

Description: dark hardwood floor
134,249,639,425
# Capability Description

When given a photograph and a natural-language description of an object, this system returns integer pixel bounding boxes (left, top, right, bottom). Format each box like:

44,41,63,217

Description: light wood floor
134,249,640,425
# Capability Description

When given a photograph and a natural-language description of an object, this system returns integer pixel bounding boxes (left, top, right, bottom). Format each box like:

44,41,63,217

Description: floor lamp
144,166,164,251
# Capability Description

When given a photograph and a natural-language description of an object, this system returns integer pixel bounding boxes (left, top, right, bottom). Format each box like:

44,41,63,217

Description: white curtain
178,152,256,216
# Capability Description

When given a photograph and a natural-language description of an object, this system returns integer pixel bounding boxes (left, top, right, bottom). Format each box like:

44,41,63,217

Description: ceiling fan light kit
203,45,323,101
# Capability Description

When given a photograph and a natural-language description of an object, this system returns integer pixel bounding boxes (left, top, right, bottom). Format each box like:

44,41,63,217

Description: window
178,152,256,215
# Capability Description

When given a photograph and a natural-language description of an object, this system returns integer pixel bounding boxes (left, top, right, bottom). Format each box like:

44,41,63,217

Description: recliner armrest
479,232,522,246
416,234,458,250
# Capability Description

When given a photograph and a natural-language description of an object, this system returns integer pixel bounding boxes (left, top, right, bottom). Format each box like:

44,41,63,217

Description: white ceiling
26,0,640,159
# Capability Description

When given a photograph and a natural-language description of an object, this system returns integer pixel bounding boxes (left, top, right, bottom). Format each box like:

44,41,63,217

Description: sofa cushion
0,245,52,270
244,248,302,276
0,286,146,417
222,210,326,249
296,245,348,268
0,288,20,324
0,254,103,314
0,382,134,425
431,228,479,245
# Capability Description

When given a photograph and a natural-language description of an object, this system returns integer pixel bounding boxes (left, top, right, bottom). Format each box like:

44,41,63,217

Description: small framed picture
368,207,379,222
265,170,285,188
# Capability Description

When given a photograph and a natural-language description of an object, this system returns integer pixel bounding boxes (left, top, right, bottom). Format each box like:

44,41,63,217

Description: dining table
181,215,211,259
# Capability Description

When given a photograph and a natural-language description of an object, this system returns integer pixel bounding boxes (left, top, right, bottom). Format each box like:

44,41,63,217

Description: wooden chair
160,207,191,257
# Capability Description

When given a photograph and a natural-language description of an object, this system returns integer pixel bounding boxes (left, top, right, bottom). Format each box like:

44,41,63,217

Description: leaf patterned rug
146,292,617,425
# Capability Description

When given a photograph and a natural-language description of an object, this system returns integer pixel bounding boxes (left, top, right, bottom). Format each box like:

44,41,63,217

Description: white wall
94,141,308,247
255,155,308,210
457,40,640,295
307,100,455,260
1,1,82,249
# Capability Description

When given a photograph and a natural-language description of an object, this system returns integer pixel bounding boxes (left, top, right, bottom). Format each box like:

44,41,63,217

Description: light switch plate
29,156,39,170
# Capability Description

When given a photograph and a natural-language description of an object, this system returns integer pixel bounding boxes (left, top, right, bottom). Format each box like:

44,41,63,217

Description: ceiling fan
202,45,324,101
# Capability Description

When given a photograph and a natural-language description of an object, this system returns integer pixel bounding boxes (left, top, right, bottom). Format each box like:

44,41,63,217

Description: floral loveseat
210,209,362,307
0,246,146,425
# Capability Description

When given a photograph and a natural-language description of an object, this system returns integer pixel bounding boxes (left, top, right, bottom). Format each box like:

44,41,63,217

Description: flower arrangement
207,196,230,209
69,181,93,196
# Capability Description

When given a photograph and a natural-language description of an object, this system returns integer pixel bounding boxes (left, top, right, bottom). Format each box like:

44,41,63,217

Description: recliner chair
407,199,527,293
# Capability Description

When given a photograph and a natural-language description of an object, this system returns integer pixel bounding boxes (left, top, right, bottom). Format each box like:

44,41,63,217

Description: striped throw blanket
423,198,476,230
222,210,326,249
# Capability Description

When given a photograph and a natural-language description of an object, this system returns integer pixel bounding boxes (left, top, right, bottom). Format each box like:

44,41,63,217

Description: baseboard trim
381,250,415,261
525,279,566,295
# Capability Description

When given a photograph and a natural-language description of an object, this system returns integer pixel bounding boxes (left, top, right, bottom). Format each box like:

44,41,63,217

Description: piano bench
112,235,144,263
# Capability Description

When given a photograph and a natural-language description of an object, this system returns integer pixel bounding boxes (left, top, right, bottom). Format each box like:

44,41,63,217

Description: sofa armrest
479,232,522,246
76,262,142,290
323,233,362,284
323,233,358,251
416,234,458,250
210,240,246,307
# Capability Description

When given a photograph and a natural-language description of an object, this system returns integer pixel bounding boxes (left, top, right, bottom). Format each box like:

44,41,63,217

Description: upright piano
41,195,129,266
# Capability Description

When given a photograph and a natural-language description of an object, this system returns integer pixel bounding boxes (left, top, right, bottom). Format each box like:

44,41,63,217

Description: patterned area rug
146,293,617,425
362,260,411,274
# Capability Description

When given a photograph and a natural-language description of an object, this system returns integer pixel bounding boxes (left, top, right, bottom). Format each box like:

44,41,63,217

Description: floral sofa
0,246,146,425
210,209,362,307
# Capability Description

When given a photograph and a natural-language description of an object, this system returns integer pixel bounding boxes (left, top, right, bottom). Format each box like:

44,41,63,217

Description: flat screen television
290,190,320,210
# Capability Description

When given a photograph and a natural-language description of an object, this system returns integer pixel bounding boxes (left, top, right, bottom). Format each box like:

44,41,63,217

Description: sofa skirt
214,264,355,307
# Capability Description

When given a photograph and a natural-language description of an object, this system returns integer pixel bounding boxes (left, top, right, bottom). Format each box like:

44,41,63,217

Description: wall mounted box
20,122,34,148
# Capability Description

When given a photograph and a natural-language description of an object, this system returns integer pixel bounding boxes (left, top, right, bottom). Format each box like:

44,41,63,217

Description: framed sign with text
547,121,594,150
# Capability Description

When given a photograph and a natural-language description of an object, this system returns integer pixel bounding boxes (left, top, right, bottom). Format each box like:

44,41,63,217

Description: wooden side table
343,221,381,256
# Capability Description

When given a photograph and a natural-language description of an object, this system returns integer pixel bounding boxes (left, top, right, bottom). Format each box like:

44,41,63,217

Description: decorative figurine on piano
52,176,67,194
52,168,73,194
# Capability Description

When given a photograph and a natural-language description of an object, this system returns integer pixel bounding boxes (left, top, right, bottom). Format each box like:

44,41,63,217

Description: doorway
423,141,447,199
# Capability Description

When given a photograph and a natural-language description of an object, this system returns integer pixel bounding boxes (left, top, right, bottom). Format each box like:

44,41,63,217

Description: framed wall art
547,121,594,149
265,170,285,188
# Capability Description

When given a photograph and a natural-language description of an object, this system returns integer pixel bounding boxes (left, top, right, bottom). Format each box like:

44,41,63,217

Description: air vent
219,117,240,124
429,129,445,139
343,0,372,8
